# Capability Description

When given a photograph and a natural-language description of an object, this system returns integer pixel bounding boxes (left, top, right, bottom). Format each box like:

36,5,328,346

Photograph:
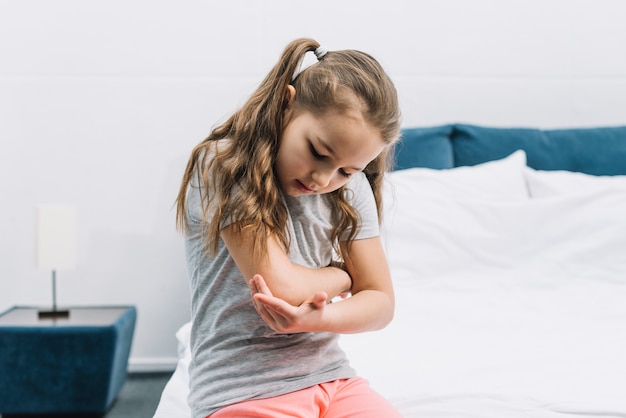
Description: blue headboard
394,124,626,175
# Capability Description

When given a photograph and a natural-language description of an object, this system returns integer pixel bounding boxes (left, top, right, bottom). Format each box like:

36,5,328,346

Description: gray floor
106,372,173,418
0,372,172,418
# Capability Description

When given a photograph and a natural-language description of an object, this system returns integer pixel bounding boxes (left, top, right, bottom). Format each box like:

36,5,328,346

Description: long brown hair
176,38,401,260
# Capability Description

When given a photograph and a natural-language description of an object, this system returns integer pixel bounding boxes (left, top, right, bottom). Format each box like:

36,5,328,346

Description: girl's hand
248,274,328,334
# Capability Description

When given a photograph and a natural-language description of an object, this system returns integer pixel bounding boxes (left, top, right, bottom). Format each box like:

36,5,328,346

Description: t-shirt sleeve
185,140,239,231
343,172,380,240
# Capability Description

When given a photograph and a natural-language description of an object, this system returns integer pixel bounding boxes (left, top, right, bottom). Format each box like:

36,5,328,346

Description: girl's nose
311,168,333,189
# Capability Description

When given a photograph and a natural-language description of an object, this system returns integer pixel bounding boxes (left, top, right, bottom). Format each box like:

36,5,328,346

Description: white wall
1,0,625,371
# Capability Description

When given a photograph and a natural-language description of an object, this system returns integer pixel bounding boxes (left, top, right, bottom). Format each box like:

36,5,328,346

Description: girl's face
276,96,385,197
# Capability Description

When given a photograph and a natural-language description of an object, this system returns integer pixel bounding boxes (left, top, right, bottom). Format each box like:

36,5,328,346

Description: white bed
154,150,626,418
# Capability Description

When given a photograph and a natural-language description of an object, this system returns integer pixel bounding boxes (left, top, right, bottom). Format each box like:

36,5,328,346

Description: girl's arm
221,224,352,306
250,236,395,334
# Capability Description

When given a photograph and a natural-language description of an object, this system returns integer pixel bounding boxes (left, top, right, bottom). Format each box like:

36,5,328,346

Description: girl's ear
284,85,296,108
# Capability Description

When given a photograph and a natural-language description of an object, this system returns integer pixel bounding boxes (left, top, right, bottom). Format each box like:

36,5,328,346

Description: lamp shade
36,205,77,271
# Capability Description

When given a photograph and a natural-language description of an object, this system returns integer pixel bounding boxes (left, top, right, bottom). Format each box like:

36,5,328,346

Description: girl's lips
296,180,315,193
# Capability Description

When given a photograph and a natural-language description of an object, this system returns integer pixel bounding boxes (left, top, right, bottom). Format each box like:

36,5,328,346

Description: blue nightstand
0,305,136,416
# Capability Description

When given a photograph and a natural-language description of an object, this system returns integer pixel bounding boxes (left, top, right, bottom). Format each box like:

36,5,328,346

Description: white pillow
386,150,529,201
524,167,626,198
382,185,626,279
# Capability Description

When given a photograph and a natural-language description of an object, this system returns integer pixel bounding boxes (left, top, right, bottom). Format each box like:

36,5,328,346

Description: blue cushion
452,124,626,175
394,125,454,170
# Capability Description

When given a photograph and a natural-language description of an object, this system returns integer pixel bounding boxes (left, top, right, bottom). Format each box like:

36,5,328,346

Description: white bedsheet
340,267,626,417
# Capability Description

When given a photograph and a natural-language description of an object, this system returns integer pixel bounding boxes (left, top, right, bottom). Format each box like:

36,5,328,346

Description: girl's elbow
373,293,395,330
382,300,396,328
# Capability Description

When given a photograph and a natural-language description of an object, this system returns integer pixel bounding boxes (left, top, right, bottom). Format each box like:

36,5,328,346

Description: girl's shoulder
203,138,231,159
194,139,232,177
345,172,372,195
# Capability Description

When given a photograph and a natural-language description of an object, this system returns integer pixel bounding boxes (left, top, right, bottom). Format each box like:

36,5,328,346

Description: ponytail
176,38,323,258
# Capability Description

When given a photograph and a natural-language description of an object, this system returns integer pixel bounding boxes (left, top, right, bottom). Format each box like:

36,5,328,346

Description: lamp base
39,270,70,319
38,309,70,319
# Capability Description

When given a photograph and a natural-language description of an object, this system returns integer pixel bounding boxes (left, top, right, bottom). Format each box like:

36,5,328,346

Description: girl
176,38,402,418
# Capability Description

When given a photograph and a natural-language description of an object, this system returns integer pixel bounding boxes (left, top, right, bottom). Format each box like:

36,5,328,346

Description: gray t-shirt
184,163,379,417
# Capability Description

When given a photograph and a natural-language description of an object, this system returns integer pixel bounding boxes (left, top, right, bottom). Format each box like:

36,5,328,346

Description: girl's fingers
254,293,292,317
251,274,293,318
248,276,292,329
252,274,274,297
310,291,328,308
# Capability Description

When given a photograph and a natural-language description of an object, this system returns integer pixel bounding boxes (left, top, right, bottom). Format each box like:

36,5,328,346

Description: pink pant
208,377,402,418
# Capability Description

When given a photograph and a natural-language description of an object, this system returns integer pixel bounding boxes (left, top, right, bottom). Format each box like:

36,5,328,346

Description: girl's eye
309,143,325,160
308,141,351,178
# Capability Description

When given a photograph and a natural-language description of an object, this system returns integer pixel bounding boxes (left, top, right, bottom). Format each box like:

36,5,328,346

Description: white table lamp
36,205,77,319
